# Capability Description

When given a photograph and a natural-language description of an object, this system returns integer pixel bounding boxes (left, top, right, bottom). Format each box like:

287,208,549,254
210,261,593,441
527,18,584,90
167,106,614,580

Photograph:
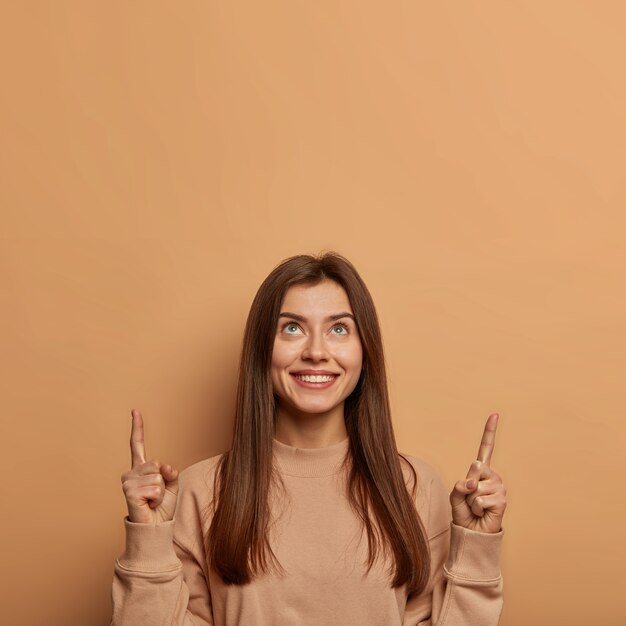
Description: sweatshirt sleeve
110,462,216,625
403,462,504,626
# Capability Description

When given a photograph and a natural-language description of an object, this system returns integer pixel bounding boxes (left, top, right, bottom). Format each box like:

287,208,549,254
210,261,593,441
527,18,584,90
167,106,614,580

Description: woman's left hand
449,413,507,534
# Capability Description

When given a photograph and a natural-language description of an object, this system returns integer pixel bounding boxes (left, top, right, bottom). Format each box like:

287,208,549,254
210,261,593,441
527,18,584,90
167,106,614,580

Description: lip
290,372,339,390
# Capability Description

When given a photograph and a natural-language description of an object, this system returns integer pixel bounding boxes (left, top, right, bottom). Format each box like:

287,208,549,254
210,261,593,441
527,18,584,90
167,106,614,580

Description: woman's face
271,279,363,421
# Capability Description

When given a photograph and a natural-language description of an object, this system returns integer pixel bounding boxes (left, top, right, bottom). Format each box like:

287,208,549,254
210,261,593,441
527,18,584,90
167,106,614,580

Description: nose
301,330,329,362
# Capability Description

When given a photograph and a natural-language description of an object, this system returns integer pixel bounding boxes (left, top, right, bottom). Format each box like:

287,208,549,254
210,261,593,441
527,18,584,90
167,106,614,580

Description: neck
274,402,348,448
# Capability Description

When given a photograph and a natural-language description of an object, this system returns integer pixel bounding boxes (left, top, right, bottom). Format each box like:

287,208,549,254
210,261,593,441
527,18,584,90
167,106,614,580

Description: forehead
280,280,352,313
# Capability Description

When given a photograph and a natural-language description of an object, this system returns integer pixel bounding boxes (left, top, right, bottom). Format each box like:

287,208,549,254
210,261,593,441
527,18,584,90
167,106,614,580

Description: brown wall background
2,2,625,624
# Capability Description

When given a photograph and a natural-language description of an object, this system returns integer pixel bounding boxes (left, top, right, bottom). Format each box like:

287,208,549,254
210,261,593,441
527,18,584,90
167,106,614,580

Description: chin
292,402,339,415
294,402,332,412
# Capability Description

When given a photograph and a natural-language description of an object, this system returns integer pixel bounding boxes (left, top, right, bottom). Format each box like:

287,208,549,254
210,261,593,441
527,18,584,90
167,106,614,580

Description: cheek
332,357,362,390
272,339,294,367
271,340,301,379
270,348,284,393
336,342,363,369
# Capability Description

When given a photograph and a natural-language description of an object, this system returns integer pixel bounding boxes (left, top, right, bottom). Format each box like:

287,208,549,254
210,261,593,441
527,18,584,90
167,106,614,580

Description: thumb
160,464,180,495
450,478,477,507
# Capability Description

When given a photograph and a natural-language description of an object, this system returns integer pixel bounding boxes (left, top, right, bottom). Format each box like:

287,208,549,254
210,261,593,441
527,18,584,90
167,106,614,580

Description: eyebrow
278,311,355,323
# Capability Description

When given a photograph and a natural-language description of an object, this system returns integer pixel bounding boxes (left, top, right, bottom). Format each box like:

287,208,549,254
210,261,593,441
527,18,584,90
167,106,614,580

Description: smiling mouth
290,373,339,388
292,373,337,382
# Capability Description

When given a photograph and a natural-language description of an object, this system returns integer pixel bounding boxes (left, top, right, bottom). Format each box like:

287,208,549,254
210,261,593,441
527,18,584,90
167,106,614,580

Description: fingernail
466,480,476,489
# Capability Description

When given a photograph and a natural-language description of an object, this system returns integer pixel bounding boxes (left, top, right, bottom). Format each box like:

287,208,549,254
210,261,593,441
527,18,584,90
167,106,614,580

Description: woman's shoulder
165,453,226,548
397,450,444,486
178,451,226,498
397,451,451,531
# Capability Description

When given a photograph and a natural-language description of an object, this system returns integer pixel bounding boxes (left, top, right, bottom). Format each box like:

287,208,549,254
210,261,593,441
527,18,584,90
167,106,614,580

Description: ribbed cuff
444,522,503,582
118,516,181,572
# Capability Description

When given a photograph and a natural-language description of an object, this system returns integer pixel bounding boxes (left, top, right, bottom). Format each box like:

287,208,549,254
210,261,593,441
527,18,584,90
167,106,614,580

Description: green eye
284,323,300,333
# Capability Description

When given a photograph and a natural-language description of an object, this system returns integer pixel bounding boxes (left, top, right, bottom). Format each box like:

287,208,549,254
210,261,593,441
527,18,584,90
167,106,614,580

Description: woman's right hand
120,409,179,524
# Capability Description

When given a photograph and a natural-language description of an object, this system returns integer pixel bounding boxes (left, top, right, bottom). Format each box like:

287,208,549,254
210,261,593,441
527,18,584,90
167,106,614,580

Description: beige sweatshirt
111,437,503,625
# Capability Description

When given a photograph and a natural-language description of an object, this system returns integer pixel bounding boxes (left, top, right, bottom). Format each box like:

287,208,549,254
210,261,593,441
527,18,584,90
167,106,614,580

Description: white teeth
296,374,336,383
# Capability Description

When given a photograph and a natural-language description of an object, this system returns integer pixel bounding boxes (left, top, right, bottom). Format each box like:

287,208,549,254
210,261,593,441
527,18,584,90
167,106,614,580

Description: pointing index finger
477,413,499,466
130,409,147,468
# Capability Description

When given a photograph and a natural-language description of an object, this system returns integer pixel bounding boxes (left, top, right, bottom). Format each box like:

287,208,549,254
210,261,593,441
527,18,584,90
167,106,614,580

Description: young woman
111,252,506,625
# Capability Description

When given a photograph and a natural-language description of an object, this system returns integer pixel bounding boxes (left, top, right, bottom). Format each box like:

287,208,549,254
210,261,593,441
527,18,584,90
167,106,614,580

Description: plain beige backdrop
2,2,625,625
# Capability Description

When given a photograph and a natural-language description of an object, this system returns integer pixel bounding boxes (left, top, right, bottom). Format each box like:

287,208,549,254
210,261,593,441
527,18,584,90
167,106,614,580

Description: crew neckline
272,436,351,477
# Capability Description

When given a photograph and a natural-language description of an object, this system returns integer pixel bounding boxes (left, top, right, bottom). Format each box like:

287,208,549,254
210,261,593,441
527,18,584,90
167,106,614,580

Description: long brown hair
204,251,431,595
